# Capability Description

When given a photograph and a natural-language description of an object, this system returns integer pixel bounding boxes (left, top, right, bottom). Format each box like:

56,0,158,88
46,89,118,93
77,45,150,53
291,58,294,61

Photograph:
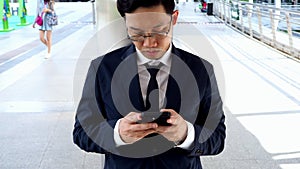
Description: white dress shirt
114,45,195,149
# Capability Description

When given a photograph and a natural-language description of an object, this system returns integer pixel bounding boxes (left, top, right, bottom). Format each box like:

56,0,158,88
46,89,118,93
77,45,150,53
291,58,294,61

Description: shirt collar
136,45,172,67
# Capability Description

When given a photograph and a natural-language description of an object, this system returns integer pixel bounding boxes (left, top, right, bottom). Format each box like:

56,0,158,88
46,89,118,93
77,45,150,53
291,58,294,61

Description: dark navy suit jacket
73,44,226,169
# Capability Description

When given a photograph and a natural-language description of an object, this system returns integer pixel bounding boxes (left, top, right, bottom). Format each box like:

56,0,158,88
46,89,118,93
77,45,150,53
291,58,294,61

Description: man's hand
119,112,158,144
155,109,188,144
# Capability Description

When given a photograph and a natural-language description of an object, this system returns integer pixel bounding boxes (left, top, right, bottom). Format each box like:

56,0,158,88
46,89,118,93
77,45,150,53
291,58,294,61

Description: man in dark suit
73,0,226,168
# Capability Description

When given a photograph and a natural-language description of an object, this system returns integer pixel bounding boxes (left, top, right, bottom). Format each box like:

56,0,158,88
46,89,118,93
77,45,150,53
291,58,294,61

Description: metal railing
212,0,300,59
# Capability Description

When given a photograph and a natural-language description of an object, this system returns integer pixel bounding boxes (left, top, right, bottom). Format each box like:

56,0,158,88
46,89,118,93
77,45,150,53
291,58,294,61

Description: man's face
125,5,178,60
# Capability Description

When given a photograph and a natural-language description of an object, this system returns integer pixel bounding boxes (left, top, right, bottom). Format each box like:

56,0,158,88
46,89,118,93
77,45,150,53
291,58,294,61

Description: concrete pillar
95,0,121,30
93,0,130,56
27,0,37,16
274,0,281,31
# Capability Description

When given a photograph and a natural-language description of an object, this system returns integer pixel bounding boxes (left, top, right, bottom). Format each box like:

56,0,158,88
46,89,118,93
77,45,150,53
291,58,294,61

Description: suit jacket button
196,149,202,154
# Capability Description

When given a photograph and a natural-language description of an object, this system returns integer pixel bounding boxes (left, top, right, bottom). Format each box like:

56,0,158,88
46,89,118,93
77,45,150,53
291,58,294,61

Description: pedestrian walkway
0,2,300,169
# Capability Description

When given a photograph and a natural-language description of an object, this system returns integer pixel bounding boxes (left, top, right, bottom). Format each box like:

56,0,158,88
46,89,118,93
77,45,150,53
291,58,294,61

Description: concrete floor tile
83,153,105,169
39,149,85,169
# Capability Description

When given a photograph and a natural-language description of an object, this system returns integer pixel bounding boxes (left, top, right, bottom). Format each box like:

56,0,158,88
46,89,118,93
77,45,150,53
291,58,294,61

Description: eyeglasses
127,15,172,42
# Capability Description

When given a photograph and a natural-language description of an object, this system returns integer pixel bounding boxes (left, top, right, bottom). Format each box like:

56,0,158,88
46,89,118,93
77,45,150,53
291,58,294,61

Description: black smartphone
138,112,171,126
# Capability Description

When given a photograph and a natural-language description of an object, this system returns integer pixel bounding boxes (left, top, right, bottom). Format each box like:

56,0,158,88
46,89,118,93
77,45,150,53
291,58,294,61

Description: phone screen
138,112,171,126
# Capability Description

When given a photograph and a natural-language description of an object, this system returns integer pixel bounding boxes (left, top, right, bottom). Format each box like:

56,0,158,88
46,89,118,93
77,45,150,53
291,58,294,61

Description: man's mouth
142,49,163,58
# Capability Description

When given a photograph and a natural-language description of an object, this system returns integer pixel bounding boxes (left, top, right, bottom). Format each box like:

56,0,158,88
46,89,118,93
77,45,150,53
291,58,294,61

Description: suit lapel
129,74,147,112
164,45,187,113
122,45,147,112
164,67,181,113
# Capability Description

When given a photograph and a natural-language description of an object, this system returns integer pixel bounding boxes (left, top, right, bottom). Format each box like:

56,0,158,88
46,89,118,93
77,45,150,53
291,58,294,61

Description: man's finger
130,123,158,131
123,112,141,123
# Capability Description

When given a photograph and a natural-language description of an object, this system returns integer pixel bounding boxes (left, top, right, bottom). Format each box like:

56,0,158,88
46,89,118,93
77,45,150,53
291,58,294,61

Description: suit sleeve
188,63,226,156
72,59,119,154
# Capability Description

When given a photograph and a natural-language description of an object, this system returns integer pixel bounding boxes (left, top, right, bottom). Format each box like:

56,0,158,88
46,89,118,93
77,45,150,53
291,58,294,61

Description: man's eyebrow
128,23,167,31
128,26,143,31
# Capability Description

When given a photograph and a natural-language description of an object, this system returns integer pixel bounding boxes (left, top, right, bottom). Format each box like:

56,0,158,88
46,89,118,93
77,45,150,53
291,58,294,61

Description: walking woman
33,0,55,59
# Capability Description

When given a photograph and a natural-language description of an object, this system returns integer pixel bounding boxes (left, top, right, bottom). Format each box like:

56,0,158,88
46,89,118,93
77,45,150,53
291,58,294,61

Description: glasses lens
129,35,144,42
128,32,168,42
153,32,168,39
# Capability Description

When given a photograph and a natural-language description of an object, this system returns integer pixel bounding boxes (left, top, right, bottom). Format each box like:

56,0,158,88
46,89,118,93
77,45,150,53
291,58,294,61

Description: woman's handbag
35,14,43,26
47,0,58,26
47,12,58,26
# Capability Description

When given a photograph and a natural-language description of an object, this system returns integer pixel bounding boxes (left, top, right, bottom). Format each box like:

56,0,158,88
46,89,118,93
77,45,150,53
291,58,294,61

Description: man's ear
172,10,179,25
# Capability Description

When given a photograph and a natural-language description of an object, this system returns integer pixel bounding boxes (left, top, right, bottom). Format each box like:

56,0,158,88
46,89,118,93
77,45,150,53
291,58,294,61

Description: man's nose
142,36,157,47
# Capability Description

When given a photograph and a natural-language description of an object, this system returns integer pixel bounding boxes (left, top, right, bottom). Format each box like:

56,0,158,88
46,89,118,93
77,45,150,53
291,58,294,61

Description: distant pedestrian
32,0,55,59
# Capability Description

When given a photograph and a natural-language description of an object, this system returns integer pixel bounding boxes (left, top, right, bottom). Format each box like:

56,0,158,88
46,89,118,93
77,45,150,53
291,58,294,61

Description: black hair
117,0,175,17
